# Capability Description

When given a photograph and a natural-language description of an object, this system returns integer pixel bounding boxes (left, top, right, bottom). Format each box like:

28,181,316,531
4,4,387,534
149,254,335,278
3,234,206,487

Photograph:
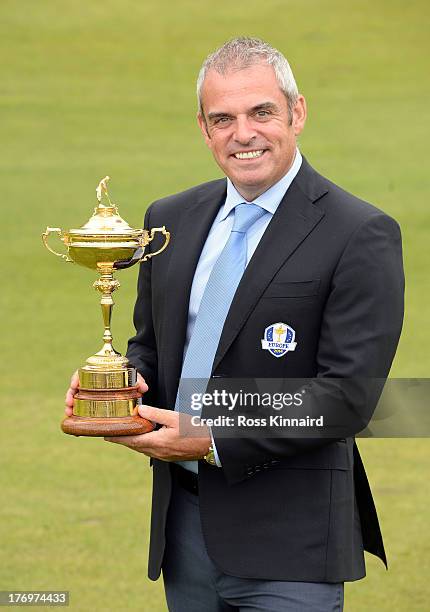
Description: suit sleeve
214,212,405,484
126,204,159,406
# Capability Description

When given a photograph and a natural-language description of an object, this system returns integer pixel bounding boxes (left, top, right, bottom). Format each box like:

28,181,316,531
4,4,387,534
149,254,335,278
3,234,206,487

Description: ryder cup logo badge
261,322,297,358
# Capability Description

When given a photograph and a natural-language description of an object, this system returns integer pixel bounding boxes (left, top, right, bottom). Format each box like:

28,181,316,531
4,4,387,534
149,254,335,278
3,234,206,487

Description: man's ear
197,112,212,148
292,95,307,136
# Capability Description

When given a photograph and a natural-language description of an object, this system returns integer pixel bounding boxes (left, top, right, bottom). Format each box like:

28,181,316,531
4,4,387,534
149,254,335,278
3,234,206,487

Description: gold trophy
42,176,170,437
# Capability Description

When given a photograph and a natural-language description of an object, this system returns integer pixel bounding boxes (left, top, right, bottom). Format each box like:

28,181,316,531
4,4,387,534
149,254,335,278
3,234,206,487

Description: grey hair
196,37,299,119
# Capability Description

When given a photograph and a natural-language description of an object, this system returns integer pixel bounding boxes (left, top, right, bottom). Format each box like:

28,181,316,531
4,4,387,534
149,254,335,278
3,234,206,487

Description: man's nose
233,116,257,144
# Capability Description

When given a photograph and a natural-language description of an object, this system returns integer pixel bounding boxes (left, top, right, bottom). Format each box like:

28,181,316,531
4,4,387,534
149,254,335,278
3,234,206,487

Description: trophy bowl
42,176,170,437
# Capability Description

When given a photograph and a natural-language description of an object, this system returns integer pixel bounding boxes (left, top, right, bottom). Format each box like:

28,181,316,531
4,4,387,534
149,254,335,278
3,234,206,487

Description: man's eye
214,117,231,124
256,110,270,117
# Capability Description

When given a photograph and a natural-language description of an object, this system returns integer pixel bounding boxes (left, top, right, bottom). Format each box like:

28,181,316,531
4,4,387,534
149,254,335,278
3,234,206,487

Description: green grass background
1,0,429,610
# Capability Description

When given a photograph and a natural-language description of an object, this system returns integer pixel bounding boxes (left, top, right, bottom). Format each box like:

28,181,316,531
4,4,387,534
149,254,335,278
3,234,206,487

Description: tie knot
232,203,265,234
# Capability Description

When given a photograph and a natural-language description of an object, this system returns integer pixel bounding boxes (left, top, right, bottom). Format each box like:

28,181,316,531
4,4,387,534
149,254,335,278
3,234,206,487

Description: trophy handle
42,227,73,262
140,226,170,262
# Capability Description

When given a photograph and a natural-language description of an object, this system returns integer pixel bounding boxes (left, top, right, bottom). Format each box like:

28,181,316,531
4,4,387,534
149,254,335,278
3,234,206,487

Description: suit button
263,462,270,469
270,459,280,465
246,467,254,476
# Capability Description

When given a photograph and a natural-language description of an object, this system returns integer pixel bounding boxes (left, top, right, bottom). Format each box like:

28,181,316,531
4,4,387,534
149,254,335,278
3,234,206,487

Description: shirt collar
221,148,303,221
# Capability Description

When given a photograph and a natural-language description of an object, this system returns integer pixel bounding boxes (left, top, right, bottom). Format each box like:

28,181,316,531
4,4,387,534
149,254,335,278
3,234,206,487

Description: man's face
198,63,306,201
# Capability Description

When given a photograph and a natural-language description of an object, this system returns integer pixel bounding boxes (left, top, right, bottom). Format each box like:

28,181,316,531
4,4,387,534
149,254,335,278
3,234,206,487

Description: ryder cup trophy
42,176,170,437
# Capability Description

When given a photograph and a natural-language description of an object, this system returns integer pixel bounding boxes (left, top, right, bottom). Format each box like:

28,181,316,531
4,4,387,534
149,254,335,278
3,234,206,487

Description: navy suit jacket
127,157,404,582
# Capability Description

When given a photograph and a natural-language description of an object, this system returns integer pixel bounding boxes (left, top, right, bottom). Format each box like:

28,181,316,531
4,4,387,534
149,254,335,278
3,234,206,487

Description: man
66,37,404,611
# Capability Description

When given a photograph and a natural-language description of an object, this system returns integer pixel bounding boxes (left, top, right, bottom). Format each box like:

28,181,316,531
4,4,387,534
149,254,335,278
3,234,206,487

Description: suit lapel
212,158,327,372
162,180,227,406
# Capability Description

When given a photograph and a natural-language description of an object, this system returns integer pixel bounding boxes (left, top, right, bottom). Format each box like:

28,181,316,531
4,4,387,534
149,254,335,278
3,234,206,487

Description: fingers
136,372,149,394
70,371,80,391
138,405,177,427
65,387,75,409
104,435,136,445
65,370,79,414
104,434,155,457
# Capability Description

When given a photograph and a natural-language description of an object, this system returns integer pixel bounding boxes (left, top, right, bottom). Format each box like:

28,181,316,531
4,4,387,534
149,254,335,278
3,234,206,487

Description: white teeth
234,150,264,159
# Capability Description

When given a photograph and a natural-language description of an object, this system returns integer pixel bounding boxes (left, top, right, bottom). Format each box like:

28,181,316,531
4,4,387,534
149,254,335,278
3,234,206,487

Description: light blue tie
175,203,266,472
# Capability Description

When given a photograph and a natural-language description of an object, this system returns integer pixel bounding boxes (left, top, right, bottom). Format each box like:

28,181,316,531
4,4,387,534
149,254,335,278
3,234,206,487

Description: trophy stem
93,264,121,358
101,286,114,348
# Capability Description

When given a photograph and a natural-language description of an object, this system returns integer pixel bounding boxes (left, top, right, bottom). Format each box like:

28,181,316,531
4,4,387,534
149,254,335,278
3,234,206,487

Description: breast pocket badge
261,322,297,358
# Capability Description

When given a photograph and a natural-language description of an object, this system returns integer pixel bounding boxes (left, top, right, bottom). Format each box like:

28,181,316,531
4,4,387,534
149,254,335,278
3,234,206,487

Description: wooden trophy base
61,415,155,437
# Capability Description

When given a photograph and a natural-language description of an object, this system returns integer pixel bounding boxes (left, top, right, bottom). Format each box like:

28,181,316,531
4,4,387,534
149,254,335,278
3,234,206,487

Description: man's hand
64,370,149,416
104,405,211,462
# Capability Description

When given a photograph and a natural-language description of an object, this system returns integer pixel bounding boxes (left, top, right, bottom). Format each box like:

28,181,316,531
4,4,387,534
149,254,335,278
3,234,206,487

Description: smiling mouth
233,149,265,160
